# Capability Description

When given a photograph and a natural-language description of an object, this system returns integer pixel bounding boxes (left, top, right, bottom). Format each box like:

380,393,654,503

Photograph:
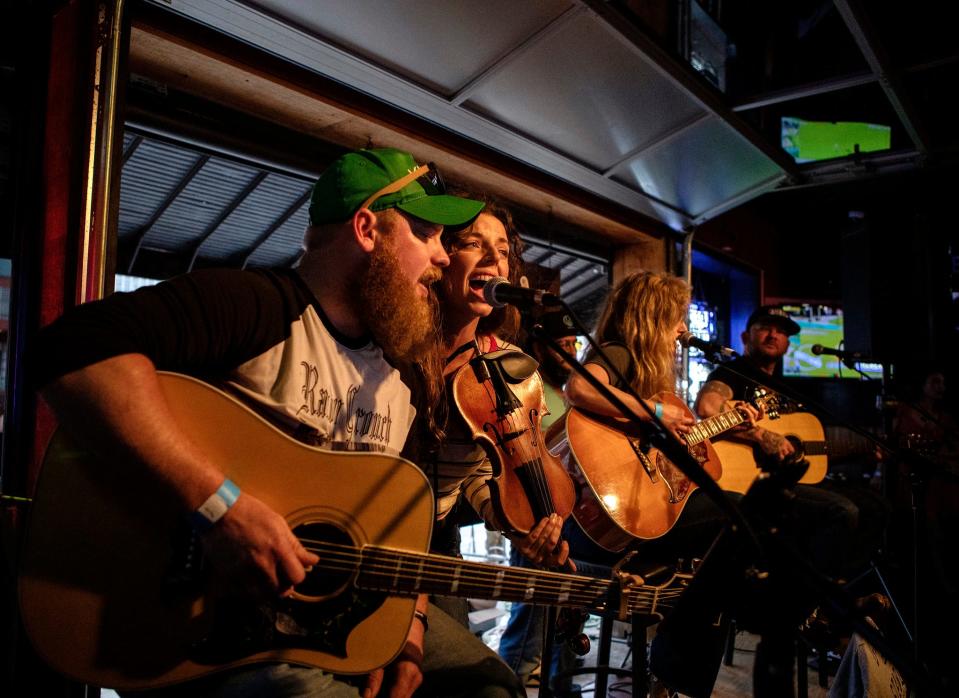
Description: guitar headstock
750,387,781,420
618,568,694,622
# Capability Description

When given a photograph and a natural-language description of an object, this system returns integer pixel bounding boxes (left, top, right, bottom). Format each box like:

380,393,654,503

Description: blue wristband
654,402,664,420
191,478,241,532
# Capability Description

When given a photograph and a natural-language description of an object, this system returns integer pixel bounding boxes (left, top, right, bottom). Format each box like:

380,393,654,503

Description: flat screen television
780,304,883,379
781,117,891,163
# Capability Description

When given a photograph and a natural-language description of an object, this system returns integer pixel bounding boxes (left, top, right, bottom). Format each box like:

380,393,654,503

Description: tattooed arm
695,379,794,460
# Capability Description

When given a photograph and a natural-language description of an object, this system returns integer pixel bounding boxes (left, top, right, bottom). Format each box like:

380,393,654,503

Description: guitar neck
357,545,614,610
685,408,749,446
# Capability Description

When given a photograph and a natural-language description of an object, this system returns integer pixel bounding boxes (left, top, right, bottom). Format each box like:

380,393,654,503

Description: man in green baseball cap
301,147,484,364
35,146,523,698
309,147,484,227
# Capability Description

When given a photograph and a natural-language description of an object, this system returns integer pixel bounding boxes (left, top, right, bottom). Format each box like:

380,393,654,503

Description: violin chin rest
483,350,540,383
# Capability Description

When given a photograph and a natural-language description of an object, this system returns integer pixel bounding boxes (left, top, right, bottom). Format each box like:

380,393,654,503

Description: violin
451,340,576,535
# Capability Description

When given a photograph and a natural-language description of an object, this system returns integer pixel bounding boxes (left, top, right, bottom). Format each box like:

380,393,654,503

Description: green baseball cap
309,147,484,227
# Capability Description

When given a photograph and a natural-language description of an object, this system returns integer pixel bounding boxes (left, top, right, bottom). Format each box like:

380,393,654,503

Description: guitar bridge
629,439,659,483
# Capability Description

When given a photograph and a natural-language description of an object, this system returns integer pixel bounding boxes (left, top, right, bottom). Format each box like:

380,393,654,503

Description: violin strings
484,378,557,523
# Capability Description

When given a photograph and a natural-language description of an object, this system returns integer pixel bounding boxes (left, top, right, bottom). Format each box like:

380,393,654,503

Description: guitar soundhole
291,521,357,599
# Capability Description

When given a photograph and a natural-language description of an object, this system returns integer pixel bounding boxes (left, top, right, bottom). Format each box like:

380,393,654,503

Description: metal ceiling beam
770,148,923,191
563,269,607,299
122,133,144,164
520,232,611,266
581,0,801,179
691,172,788,225
732,71,876,112
834,0,929,155
238,189,311,269
528,248,559,267
565,274,607,304
450,5,585,106
126,153,210,273
187,170,268,272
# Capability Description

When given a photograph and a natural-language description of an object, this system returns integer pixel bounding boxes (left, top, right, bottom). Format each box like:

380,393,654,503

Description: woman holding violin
426,196,573,571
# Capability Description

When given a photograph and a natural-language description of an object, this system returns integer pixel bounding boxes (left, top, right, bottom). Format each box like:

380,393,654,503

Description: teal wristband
191,478,241,532
654,402,664,419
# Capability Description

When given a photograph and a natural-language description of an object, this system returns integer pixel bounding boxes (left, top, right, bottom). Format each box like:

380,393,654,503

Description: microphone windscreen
482,276,510,307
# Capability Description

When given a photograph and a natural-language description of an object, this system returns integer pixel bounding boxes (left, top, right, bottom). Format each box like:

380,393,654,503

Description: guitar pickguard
653,442,706,504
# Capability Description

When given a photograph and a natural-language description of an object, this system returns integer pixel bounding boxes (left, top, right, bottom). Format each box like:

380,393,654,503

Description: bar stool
546,559,680,697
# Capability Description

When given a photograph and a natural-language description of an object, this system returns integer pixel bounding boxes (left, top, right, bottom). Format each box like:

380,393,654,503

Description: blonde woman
564,269,752,563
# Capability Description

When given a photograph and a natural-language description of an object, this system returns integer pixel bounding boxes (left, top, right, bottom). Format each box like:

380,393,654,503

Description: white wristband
191,478,240,532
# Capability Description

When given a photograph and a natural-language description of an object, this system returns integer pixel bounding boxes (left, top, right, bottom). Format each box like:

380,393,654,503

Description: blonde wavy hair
594,270,691,397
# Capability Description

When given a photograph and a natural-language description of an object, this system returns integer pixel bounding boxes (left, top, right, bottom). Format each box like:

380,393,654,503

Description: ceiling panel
611,117,786,220
142,0,958,234
118,138,206,239
248,0,573,96
195,173,311,259
141,0,717,229
464,11,707,171
142,158,263,250
117,130,607,314
246,206,311,268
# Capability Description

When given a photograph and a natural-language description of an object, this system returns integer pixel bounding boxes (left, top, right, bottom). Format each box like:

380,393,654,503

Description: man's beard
352,241,441,363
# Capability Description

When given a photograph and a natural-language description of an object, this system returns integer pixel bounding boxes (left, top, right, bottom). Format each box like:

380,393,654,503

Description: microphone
482,277,562,309
678,331,737,358
810,344,877,363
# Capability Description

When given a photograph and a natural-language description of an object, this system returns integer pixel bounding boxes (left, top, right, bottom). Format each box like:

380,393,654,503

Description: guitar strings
300,541,607,597
290,536,685,609
480,377,557,524
686,406,747,446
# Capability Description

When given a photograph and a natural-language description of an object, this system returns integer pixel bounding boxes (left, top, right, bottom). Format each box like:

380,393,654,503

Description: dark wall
698,168,958,365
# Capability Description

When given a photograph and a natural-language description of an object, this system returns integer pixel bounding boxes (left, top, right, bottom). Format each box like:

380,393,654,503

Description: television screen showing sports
781,304,883,379
781,117,891,163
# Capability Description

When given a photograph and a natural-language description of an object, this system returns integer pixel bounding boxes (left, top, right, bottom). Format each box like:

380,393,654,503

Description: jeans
124,603,524,698
496,547,582,697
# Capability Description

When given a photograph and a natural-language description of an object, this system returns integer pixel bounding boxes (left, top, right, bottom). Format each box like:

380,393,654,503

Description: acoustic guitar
560,390,778,551
19,372,689,691
711,411,828,494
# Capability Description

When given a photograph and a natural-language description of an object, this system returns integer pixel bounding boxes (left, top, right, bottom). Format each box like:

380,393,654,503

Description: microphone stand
707,355,947,676
529,305,759,547
526,304,760,698
526,302,937,695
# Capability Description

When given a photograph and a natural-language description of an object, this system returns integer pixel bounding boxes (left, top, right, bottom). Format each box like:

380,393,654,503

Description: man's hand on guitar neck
202,493,319,598
696,380,792,459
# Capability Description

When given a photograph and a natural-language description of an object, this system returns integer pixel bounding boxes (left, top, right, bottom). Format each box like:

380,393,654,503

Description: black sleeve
705,361,757,402
33,268,306,388
583,342,632,391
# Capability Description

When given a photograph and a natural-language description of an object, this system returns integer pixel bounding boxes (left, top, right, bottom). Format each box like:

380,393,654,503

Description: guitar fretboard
351,545,687,618
357,545,613,609
685,409,749,446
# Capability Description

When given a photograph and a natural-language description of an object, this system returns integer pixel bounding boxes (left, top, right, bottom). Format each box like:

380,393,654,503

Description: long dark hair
439,192,525,343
